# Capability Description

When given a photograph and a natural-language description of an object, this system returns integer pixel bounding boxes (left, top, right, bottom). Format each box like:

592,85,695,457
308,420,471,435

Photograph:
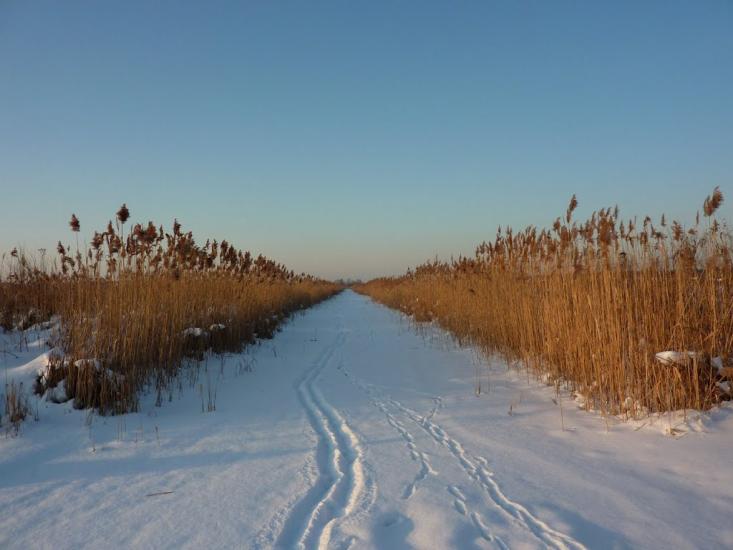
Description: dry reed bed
357,189,733,416
1,205,341,416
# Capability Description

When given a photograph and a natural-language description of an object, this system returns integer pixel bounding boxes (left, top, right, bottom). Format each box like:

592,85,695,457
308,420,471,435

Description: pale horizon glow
1,2,732,280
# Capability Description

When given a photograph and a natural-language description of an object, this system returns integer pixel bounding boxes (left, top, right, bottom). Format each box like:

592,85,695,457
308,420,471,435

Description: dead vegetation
2,381,31,435
0,205,341,416
357,188,733,416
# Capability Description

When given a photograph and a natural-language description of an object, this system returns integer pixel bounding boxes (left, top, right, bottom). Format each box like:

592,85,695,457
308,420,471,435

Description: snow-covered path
2,290,733,549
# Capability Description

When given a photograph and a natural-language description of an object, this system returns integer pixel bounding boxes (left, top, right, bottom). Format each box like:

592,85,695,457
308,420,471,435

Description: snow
2,290,733,549
712,356,725,371
73,358,102,370
655,351,700,366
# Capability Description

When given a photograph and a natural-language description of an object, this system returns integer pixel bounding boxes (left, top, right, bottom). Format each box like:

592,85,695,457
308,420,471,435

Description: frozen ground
1,290,732,549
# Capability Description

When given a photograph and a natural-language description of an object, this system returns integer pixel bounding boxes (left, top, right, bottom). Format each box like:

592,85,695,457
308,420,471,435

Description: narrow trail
275,331,367,550
253,292,730,549
0,291,733,550
5,291,727,550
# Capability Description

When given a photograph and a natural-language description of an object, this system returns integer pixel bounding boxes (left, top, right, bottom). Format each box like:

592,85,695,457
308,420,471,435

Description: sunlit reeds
1,206,341,415
357,188,733,416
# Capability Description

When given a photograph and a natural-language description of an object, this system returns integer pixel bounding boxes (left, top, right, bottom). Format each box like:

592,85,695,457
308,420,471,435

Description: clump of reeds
1,205,341,415
357,188,733,416
2,381,30,435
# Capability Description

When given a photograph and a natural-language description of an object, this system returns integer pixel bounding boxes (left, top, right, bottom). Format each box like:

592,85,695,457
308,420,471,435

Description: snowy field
1,290,732,549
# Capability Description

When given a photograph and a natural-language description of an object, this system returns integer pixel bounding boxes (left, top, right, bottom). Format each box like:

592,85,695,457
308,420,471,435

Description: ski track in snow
274,331,367,550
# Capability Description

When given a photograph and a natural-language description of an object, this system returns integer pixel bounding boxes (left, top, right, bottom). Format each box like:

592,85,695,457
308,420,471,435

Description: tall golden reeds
1,205,341,415
357,188,733,416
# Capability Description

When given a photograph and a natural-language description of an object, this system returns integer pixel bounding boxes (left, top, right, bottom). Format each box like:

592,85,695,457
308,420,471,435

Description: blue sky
1,1,732,279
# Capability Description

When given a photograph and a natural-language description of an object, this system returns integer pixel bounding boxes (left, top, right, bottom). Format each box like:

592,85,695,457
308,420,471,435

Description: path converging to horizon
1,291,731,550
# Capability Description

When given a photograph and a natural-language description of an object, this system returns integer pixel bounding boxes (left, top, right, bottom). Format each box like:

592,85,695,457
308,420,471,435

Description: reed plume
357,187,733,416
1,206,341,415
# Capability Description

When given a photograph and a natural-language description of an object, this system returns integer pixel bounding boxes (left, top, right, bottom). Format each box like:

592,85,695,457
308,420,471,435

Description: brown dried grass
357,188,733,415
1,206,341,414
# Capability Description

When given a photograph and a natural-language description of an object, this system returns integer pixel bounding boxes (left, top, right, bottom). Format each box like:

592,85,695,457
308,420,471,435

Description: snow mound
655,351,701,366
